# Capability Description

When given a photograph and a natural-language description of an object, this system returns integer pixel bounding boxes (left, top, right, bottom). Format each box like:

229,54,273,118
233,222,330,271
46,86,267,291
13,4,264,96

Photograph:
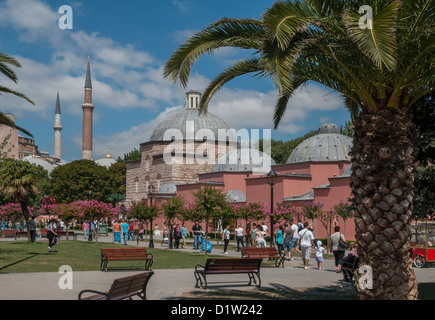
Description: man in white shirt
261,222,268,233
290,221,301,260
235,225,245,252
297,222,315,269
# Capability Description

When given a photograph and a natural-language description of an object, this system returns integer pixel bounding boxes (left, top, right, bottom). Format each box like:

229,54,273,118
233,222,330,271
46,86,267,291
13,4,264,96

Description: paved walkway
0,233,434,300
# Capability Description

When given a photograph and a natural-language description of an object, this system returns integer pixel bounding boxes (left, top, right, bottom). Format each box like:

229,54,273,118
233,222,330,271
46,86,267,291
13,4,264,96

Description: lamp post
266,170,278,247
148,184,156,248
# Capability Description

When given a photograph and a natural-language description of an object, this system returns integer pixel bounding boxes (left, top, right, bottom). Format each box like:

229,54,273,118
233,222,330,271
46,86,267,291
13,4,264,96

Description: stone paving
0,232,433,300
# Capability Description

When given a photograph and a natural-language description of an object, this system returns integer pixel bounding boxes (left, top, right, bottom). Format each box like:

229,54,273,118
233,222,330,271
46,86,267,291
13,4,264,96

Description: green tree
164,0,434,299
116,148,141,163
161,196,186,248
0,159,38,240
0,52,34,137
108,162,126,196
50,160,116,203
129,201,160,245
193,186,229,255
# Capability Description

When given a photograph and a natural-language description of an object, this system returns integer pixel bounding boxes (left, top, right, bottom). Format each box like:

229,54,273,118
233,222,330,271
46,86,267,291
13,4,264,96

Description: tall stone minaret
53,89,63,160
82,56,94,160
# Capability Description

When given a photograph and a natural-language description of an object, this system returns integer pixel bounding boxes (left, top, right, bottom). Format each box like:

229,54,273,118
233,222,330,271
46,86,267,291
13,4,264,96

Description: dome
286,123,352,164
149,90,230,142
225,189,246,203
158,182,177,194
95,148,116,168
23,156,55,174
212,148,276,174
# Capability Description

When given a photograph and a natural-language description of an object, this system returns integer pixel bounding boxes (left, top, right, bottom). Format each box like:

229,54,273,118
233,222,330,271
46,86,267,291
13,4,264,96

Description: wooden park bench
1,229,18,238
56,230,77,240
78,271,154,300
194,258,262,289
100,248,153,272
241,247,286,267
14,231,28,240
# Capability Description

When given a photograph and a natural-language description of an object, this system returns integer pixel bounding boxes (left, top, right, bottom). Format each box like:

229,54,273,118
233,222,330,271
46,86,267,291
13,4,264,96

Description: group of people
111,219,136,245
161,221,189,249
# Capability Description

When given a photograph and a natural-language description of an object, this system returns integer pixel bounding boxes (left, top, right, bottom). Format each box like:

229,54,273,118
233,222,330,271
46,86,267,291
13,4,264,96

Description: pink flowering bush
0,203,23,220
73,200,117,221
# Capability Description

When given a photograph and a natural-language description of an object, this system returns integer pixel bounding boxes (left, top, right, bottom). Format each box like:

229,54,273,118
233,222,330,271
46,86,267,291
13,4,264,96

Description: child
316,240,324,270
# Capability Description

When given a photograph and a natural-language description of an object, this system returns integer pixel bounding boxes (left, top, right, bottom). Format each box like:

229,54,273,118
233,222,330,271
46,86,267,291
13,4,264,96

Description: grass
0,240,234,273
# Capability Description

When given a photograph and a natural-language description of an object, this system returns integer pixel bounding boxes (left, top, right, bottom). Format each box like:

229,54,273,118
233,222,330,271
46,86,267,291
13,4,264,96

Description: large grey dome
149,90,230,142
286,123,352,164
212,148,276,174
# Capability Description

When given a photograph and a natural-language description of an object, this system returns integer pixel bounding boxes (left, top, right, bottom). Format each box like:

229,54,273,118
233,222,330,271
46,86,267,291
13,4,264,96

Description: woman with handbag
331,226,348,273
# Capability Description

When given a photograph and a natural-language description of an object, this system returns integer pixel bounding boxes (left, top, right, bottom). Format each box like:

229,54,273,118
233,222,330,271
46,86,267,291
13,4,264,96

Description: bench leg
145,259,153,270
194,271,207,289
100,259,108,272
248,272,261,287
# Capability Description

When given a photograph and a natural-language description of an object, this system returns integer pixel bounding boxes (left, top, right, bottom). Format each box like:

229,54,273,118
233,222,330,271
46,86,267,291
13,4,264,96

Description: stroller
341,254,360,282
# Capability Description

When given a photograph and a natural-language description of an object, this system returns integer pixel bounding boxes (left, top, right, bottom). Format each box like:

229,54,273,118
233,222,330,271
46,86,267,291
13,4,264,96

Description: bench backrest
107,271,154,299
205,258,262,272
101,248,148,257
241,247,279,256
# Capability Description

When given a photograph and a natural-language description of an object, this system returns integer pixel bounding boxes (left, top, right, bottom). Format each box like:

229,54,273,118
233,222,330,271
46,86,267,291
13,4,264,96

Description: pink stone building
125,91,356,240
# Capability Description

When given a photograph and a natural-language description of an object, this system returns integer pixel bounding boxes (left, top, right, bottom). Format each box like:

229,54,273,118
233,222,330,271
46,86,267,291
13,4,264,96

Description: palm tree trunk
20,202,31,242
351,108,418,300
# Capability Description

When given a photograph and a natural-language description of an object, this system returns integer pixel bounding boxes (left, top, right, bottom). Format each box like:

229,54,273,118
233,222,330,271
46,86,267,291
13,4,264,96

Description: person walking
181,223,188,248
222,225,231,254
192,221,202,250
255,224,267,248
128,222,135,241
121,219,129,245
275,224,284,255
289,220,301,260
29,216,36,243
47,219,58,252
331,226,347,273
174,223,182,249
250,223,257,247
297,222,315,269
82,221,89,239
235,224,245,252
113,220,121,243
316,240,325,270
161,221,168,247
283,223,292,259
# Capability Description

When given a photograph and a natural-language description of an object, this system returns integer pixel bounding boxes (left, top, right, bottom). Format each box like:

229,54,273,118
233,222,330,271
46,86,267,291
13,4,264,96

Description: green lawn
0,240,234,273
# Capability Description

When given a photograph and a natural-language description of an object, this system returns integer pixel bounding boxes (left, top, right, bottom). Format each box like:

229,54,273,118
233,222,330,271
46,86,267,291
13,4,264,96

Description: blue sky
0,0,350,162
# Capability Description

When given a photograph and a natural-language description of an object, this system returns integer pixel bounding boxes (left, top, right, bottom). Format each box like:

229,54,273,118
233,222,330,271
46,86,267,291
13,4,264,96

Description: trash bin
99,224,108,235
201,236,212,253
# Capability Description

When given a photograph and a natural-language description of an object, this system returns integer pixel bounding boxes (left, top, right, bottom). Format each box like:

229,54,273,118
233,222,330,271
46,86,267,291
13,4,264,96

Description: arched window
145,176,150,192
145,155,150,171
134,177,139,193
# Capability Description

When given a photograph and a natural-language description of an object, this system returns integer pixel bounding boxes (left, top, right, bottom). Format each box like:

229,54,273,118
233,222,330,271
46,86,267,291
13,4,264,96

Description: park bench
100,248,153,272
1,229,17,238
241,247,286,267
56,230,77,240
78,271,154,300
14,231,28,240
194,258,262,289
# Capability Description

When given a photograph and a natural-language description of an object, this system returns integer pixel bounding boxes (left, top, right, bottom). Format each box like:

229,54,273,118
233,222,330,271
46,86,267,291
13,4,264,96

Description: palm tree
0,159,39,241
164,0,434,299
0,52,34,137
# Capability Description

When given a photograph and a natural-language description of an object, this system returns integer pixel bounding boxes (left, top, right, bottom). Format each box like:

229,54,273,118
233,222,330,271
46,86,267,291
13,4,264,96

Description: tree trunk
351,108,418,300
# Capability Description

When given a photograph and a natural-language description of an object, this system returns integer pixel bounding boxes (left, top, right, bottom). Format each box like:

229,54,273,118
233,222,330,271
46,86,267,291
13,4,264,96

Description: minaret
82,56,94,160
53,88,63,160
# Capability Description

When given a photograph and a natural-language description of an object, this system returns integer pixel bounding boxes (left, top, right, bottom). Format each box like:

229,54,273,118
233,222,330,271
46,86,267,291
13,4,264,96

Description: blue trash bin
201,236,212,253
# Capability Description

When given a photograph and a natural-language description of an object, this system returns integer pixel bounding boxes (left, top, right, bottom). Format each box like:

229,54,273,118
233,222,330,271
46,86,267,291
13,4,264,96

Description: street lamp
148,184,156,248
266,170,278,247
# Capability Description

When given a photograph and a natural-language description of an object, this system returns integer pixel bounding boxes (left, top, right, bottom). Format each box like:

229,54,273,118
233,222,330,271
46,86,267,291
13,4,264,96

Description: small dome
225,189,246,203
158,183,177,194
149,90,230,142
23,156,55,174
95,148,116,168
286,123,352,164
212,148,276,174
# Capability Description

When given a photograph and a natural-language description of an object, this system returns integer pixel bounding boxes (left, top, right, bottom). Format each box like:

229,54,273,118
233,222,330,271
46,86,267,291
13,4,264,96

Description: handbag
338,234,349,250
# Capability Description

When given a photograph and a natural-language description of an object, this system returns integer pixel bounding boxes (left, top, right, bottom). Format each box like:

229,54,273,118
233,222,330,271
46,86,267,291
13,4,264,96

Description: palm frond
163,18,265,88
0,110,33,137
343,0,399,71
200,57,263,114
